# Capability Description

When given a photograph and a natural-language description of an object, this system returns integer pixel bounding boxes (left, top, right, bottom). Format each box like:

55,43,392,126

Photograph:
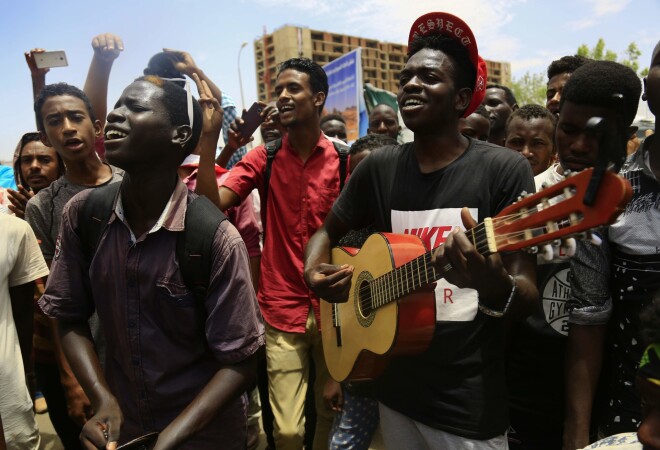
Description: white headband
160,77,194,129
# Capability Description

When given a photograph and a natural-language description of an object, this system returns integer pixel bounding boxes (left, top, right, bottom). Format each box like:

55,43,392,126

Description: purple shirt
40,180,264,449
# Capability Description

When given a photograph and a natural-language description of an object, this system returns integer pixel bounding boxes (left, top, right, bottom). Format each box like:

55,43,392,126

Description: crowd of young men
0,10,659,450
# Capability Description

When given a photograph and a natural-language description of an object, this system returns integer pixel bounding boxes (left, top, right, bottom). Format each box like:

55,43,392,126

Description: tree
621,42,641,74
509,38,648,108
576,38,646,76
510,71,546,106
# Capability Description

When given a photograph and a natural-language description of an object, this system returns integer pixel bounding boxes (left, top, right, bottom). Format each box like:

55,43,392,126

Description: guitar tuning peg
587,232,603,246
552,239,561,247
517,191,530,202
561,238,577,257
526,246,539,254
541,244,554,261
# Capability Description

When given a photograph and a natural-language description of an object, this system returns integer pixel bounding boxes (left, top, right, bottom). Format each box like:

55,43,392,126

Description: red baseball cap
408,12,488,117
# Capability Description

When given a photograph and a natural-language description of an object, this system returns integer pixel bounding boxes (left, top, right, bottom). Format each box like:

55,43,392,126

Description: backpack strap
76,182,121,261
262,138,282,242
332,141,350,191
177,194,228,304
260,138,349,242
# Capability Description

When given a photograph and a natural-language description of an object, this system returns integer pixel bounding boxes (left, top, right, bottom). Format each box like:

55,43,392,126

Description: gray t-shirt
25,165,123,364
25,166,124,260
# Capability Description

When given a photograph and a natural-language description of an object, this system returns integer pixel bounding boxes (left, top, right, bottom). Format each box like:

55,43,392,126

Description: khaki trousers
266,310,333,450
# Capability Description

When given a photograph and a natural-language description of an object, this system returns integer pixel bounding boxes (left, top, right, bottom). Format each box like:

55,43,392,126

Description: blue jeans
329,385,379,450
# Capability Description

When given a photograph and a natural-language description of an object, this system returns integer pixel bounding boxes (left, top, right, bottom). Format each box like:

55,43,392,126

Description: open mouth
105,129,128,141
402,98,423,107
64,138,84,150
279,104,294,115
400,98,425,111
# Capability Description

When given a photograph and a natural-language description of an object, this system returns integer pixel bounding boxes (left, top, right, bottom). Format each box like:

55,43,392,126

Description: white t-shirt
534,162,563,192
0,214,49,449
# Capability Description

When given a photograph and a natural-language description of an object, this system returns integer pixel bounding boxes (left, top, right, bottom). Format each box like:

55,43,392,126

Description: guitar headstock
488,168,632,253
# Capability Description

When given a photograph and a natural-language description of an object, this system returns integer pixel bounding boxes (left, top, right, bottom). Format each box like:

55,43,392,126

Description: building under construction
254,25,512,103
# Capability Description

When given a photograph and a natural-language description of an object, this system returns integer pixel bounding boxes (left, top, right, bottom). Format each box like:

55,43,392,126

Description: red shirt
223,133,342,333
181,163,261,258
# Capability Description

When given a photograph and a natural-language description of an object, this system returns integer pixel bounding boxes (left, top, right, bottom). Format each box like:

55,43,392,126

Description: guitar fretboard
360,223,494,313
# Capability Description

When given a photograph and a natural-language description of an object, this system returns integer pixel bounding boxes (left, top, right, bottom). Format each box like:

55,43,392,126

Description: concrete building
254,25,512,102
484,59,512,87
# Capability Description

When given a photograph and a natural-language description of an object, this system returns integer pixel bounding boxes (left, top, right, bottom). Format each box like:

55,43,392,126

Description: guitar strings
359,212,574,310
353,191,575,311
356,222,494,308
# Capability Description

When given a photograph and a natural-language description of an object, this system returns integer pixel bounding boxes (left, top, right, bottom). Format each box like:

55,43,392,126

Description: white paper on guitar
391,208,479,322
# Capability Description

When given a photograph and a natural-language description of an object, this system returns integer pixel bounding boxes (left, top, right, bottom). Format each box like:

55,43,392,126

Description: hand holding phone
237,102,265,139
34,50,68,69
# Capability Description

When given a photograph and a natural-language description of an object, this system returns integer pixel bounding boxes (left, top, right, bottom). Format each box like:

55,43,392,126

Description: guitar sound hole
354,272,376,328
358,279,373,318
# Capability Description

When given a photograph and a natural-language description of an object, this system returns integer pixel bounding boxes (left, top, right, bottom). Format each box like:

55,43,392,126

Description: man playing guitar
304,12,538,448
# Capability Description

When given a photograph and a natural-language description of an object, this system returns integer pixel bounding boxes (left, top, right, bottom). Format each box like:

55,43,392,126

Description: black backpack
75,182,227,303
262,137,349,239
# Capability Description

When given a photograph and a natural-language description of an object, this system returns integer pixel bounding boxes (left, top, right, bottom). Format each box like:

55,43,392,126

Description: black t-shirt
332,139,535,439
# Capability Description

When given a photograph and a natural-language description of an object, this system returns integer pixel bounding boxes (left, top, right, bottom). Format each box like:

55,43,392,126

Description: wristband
478,275,516,318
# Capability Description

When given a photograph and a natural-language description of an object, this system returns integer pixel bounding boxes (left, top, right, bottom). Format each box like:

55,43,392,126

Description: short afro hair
471,104,489,120
408,35,476,92
34,83,96,132
278,58,329,112
137,76,203,156
506,104,557,129
320,113,346,126
487,84,518,107
143,52,185,83
547,55,592,80
349,133,398,156
560,60,642,128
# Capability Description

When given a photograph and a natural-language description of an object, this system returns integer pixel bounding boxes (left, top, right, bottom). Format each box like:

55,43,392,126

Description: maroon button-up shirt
40,180,264,449
223,133,343,333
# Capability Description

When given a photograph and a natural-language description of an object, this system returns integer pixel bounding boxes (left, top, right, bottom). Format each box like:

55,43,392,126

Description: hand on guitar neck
432,207,514,313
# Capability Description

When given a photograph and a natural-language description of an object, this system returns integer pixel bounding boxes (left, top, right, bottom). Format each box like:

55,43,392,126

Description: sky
1,0,658,162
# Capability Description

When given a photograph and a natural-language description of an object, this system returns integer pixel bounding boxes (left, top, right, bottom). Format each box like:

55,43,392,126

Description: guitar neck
355,168,634,314
368,219,495,310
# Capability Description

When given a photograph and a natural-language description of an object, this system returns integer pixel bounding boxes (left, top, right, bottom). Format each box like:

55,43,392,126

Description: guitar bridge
332,303,342,347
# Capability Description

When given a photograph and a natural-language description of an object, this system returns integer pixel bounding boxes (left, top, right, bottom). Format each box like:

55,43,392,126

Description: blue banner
323,49,366,143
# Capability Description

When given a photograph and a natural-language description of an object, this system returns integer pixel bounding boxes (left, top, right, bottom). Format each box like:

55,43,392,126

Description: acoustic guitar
320,168,632,382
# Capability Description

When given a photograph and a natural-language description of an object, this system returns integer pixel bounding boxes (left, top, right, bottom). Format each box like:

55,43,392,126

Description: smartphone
238,102,265,138
34,51,68,69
